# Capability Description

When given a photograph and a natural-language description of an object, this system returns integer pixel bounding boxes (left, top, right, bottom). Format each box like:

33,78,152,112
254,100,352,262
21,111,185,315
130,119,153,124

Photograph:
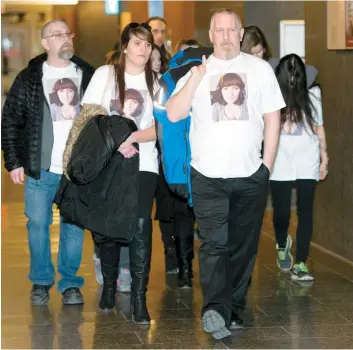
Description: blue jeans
24,169,84,292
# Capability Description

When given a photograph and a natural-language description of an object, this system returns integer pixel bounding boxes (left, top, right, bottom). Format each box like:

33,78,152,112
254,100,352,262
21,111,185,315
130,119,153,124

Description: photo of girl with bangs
110,88,146,129
49,78,80,121
211,72,248,122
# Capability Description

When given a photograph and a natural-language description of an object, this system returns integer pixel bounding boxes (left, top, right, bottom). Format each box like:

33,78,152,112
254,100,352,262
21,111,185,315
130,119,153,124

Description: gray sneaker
30,284,51,306
62,287,84,305
276,235,293,271
202,310,231,340
117,268,131,293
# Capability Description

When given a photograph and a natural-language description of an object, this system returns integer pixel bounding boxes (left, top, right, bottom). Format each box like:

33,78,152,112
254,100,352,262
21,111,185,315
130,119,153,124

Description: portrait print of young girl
110,88,146,129
49,78,80,121
210,72,248,122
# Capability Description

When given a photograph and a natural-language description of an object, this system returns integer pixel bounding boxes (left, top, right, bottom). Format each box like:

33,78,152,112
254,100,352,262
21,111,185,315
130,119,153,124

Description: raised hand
191,55,207,81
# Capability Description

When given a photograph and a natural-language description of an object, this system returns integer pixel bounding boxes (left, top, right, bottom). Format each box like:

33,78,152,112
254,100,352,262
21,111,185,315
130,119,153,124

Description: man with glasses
1,19,94,306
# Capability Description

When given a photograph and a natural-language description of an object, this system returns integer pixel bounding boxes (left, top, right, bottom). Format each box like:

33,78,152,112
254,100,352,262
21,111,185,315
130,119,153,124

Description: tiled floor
2,170,353,349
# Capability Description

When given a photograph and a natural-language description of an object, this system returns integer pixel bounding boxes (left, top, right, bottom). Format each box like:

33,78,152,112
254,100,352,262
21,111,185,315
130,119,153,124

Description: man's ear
41,38,49,51
209,30,213,44
240,28,244,42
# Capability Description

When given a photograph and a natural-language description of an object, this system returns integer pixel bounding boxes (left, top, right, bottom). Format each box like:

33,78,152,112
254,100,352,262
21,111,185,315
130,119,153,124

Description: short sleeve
171,71,191,97
309,86,323,125
261,62,286,114
81,65,113,107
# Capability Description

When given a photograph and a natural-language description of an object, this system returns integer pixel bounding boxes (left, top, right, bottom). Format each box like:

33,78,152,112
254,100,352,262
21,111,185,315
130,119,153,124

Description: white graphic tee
173,52,286,179
270,86,324,181
42,61,82,174
81,65,159,174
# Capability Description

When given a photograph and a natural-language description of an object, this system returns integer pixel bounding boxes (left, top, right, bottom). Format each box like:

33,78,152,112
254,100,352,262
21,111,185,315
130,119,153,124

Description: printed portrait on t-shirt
281,120,303,136
110,88,147,129
210,72,249,122
48,78,80,121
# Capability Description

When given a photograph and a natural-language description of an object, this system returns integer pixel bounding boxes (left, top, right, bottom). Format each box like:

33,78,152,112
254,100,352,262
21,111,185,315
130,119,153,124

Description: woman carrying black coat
56,22,159,325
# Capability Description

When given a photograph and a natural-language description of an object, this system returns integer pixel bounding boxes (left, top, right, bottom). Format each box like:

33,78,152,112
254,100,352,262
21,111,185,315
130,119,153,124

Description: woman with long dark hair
270,54,328,281
81,22,159,323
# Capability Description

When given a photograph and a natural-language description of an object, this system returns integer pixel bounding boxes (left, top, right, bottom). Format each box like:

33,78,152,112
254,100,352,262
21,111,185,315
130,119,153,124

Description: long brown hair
114,23,156,114
241,25,272,61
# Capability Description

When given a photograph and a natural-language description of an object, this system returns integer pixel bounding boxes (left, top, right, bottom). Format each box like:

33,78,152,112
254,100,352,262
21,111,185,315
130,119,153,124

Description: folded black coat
54,104,139,243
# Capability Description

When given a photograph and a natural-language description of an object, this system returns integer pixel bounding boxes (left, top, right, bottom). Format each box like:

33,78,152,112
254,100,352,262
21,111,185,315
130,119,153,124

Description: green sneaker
291,262,314,281
276,235,293,271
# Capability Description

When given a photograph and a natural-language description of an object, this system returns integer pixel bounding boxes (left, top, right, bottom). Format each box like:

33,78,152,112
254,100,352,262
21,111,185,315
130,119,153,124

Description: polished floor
2,170,353,349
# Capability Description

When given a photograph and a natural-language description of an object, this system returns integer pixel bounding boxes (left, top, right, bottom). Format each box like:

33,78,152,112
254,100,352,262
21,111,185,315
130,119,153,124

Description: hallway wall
244,1,304,58
305,1,353,262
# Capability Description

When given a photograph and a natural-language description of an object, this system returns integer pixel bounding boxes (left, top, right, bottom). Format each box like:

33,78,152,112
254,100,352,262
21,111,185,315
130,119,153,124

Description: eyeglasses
44,32,75,40
127,22,151,31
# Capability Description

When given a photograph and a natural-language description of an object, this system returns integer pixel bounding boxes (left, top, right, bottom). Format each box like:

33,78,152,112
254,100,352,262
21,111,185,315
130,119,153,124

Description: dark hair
241,25,272,61
105,41,120,65
152,44,167,73
50,78,79,106
175,39,201,52
114,23,157,114
275,54,317,133
110,88,144,117
211,73,246,105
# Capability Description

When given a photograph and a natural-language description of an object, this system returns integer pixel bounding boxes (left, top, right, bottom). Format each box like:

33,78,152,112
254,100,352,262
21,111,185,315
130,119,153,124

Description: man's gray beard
223,50,237,60
58,47,74,60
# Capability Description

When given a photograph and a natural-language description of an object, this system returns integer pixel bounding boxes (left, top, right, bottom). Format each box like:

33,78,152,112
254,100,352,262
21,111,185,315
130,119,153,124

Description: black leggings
270,180,316,263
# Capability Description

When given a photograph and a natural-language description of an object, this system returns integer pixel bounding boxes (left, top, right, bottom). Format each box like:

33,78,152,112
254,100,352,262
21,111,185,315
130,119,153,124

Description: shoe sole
117,287,131,293
31,298,49,306
132,314,150,325
229,322,245,330
62,298,84,306
166,269,179,275
291,274,314,281
277,235,294,272
202,310,231,340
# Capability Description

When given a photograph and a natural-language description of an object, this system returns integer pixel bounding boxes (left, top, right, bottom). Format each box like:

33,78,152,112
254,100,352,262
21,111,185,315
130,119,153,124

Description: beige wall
75,1,120,68
305,1,353,262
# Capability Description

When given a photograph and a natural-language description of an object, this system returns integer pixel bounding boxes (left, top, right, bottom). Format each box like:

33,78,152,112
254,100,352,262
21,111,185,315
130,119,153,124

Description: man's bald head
210,8,242,31
41,19,67,39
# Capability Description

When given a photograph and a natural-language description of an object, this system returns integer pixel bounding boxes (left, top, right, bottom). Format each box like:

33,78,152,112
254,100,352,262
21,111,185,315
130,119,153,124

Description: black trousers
159,206,195,248
191,164,269,325
270,179,316,263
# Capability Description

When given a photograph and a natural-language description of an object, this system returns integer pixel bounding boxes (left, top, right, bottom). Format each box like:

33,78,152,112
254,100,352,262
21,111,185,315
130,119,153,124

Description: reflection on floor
2,170,353,349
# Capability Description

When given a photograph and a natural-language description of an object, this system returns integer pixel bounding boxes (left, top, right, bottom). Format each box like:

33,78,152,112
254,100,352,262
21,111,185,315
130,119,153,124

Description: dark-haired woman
81,22,159,324
270,54,328,281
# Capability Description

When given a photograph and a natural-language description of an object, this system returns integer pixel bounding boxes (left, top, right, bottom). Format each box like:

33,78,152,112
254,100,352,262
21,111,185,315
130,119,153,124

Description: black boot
98,241,120,311
160,221,179,274
130,218,152,325
175,234,194,288
164,246,179,275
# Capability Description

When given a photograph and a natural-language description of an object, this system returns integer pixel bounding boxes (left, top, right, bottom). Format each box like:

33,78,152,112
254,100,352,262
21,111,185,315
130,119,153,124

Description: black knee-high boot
129,218,152,325
98,241,120,311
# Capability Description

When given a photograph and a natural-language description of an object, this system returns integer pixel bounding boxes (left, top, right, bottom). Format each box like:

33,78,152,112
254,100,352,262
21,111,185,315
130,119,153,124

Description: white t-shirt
42,61,82,174
270,86,323,181
81,65,159,174
173,52,286,178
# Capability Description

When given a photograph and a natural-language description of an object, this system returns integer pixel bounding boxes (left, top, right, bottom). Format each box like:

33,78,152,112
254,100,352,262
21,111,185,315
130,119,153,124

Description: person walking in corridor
165,8,285,339
270,54,328,281
1,19,94,306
